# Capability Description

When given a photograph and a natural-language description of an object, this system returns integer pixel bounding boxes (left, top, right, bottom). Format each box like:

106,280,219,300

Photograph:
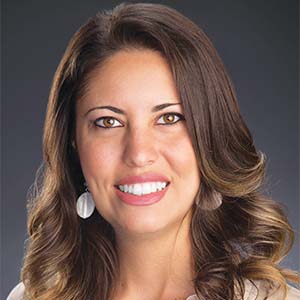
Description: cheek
78,138,120,182
167,132,197,167
167,133,200,190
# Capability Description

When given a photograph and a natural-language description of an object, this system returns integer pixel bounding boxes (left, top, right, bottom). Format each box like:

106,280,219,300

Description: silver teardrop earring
76,182,95,219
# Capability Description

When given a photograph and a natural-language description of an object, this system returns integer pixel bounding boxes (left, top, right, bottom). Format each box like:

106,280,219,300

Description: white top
7,279,300,300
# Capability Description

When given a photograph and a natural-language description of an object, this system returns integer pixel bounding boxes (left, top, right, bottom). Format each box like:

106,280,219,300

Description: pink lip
114,183,170,206
115,173,170,185
114,172,170,206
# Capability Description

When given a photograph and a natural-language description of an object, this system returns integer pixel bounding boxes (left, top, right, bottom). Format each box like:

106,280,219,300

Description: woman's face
75,49,200,235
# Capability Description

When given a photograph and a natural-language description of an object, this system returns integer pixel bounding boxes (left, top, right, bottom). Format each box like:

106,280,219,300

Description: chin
116,214,173,236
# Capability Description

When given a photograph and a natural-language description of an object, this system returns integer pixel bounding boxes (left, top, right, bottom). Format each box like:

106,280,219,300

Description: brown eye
103,118,115,127
94,117,122,129
164,114,175,123
157,113,184,125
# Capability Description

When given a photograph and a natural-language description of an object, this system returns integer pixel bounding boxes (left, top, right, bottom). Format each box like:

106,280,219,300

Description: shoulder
6,280,300,300
6,282,25,300
244,279,300,300
187,279,300,300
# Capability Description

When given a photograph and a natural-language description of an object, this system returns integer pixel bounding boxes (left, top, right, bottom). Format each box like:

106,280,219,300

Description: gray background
1,0,299,298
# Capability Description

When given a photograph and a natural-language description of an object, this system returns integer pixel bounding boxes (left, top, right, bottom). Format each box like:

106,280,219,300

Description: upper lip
115,172,170,186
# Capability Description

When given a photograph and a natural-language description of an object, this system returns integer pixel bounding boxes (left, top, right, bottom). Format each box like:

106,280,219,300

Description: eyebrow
84,102,182,116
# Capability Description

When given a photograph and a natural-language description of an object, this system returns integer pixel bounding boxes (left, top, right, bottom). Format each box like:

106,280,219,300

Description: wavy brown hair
21,2,299,300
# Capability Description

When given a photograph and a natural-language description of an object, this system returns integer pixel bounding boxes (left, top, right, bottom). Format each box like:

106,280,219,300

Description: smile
116,181,169,196
114,182,171,206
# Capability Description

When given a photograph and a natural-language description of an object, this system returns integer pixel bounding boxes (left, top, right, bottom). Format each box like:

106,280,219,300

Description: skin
75,49,201,300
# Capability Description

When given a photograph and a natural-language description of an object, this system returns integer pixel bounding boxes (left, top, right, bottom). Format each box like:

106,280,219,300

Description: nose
122,127,159,168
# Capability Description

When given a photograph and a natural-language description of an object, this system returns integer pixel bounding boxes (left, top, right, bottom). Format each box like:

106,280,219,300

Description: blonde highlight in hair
20,2,299,299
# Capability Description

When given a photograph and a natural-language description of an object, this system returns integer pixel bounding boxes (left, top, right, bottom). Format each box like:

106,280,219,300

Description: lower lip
114,184,170,206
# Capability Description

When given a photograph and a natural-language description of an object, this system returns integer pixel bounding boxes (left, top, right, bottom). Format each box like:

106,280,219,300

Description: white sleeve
245,279,300,300
285,284,300,300
6,282,25,300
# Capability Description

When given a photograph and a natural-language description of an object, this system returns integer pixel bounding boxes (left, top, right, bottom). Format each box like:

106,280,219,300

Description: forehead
78,49,180,109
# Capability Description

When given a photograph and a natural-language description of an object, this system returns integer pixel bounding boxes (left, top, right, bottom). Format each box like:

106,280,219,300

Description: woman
7,2,299,300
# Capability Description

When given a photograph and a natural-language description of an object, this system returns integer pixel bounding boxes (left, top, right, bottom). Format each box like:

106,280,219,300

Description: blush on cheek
80,141,120,180
173,136,196,162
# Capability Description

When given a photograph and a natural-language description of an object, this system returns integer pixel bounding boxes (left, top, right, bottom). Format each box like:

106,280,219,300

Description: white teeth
117,182,168,196
133,184,142,196
156,182,161,191
128,185,133,193
142,183,152,194
151,182,156,191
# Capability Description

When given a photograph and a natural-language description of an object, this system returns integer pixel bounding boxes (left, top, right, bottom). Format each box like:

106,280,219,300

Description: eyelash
93,112,185,130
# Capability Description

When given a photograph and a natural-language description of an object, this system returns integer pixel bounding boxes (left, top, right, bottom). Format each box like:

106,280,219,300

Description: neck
112,210,195,300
